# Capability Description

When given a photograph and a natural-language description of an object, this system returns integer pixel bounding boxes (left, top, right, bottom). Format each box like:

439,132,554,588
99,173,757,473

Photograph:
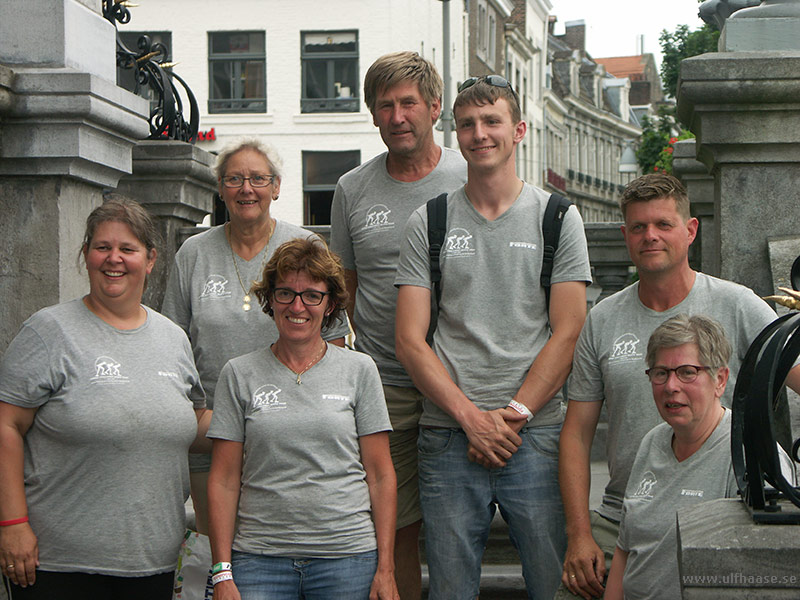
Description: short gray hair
646,314,732,370
214,137,283,181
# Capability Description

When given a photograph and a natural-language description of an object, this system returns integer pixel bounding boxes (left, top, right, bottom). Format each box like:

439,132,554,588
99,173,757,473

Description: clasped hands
464,407,528,469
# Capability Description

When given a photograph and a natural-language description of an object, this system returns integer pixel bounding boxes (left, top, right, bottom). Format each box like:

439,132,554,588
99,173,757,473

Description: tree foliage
659,23,720,99
636,106,674,174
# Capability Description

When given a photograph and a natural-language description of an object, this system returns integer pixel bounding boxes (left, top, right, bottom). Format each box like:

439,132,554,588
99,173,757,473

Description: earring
273,195,279,201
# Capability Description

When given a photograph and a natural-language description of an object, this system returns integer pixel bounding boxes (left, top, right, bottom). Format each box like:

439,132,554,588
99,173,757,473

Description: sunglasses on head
458,75,516,94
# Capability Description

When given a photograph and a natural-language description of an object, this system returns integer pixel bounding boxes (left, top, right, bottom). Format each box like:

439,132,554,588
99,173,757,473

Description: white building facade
118,0,468,226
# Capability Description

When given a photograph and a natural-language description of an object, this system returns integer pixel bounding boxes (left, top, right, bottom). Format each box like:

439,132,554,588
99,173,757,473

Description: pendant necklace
273,341,327,385
226,220,273,311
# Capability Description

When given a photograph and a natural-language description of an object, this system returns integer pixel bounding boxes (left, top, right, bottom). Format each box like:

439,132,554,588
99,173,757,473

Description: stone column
672,139,717,276
116,141,217,310
0,0,150,351
677,50,800,296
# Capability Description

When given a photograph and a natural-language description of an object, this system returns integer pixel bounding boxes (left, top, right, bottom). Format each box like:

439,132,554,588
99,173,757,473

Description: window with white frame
488,12,496,66
208,31,266,113
301,31,359,113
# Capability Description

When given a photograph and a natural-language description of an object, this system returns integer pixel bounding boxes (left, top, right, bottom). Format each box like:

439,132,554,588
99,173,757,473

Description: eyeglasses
645,364,713,385
458,75,517,95
273,288,329,306
221,175,275,188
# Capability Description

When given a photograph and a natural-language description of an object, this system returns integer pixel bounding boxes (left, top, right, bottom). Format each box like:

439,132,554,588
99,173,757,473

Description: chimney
563,20,586,52
548,15,557,35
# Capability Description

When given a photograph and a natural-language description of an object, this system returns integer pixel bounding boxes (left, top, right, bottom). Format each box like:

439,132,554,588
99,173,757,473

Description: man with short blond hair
557,172,799,600
395,76,591,599
330,51,466,599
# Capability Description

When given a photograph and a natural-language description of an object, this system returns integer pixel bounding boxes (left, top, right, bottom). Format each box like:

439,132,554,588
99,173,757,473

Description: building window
488,13,496,66
477,2,487,58
303,151,360,225
117,31,172,114
301,31,359,113
208,31,266,113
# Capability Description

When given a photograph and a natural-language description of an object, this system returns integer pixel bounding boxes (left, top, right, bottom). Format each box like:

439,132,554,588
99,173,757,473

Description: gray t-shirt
617,409,738,600
0,299,204,576
568,272,778,522
330,148,467,386
162,222,350,471
395,183,591,428
207,343,391,558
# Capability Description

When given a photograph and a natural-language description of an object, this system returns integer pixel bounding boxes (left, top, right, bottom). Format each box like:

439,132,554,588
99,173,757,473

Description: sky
549,0,707,67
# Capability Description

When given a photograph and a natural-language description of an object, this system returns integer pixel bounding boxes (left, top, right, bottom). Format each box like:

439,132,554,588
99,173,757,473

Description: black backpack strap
541,193,573,310
427,193,448,309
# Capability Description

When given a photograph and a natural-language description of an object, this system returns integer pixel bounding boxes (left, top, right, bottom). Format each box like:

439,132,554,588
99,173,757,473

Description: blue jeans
418,425,566,600
231,550,377,600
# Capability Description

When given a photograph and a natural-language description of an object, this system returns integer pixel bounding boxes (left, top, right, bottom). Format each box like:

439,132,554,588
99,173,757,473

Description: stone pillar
672,139,717,276
678,498,800,598
0,0,150,351
677,6,800,297
116,141,217,310
584,222,631,302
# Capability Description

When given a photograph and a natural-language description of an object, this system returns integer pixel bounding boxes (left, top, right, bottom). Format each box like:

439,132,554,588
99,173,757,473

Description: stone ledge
678,498,800,595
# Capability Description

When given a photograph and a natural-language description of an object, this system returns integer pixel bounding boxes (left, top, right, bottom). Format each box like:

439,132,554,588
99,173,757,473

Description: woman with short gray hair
605,313,795,600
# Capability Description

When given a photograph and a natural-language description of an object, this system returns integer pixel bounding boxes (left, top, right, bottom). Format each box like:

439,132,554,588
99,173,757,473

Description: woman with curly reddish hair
207,237,398,600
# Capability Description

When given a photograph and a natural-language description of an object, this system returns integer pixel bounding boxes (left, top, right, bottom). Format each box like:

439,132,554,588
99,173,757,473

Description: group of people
0,49,797,600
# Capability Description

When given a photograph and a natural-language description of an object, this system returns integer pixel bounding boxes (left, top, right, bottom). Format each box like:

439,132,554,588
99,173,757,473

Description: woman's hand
0,521,39,587
369,565,400,600
213,579,241,600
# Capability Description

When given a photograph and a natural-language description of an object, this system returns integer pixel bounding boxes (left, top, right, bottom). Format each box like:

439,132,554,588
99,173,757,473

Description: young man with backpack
395,76,591,599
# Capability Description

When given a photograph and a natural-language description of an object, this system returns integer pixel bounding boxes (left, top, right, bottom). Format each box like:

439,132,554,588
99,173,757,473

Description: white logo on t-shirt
632,471,657,499
444,228,475,257
609,333,642,363
509,241,537,250
252,384,287,412
365,204,394,232
90,356,129,385
200,274,231,299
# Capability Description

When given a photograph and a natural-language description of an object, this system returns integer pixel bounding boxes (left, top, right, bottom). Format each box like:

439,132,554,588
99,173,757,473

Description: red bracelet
0,516,29,527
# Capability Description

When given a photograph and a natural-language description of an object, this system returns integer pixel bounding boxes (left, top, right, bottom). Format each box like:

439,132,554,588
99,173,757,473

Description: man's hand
462,408,524,468
561,532,606,600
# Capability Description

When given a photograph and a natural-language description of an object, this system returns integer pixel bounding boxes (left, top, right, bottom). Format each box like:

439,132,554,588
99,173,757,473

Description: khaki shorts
383,384,424,529
553,510,619,599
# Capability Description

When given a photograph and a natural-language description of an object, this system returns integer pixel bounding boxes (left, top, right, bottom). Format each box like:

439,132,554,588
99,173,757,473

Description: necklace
273,340,327,385
226,220,274,311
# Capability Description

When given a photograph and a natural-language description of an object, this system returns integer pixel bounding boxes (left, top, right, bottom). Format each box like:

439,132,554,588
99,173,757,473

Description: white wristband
507,399,533,422
211,571,233,586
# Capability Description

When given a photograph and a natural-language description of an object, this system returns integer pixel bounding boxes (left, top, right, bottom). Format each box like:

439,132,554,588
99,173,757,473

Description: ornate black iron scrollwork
732,255,800,523
103,1,198,142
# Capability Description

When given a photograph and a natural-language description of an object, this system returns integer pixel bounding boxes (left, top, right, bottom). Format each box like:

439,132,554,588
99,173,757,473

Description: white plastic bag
173,530,214,600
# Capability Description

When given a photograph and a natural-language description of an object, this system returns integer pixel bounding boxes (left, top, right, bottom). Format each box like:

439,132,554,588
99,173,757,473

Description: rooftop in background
595,53,663,108
595,55,650,80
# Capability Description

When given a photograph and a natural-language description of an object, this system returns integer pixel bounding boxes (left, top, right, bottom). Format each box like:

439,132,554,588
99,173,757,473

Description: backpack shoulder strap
426,192,448,308
541,193,573,310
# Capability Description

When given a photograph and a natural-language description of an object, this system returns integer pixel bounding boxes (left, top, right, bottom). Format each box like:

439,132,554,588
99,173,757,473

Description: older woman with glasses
604,314,796,600
162,138,349,534
206,237,398,600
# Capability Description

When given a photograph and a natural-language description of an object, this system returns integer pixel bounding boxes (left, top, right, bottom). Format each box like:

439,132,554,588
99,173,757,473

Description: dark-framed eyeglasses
458,75,516,95
221,175,275,188
645,364,713,385
273,288,329,306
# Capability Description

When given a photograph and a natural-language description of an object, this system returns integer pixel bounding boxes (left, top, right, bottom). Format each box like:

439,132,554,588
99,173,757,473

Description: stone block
0,0,116,82
721,17,800,52
678,498,800,599
0,69,149,187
